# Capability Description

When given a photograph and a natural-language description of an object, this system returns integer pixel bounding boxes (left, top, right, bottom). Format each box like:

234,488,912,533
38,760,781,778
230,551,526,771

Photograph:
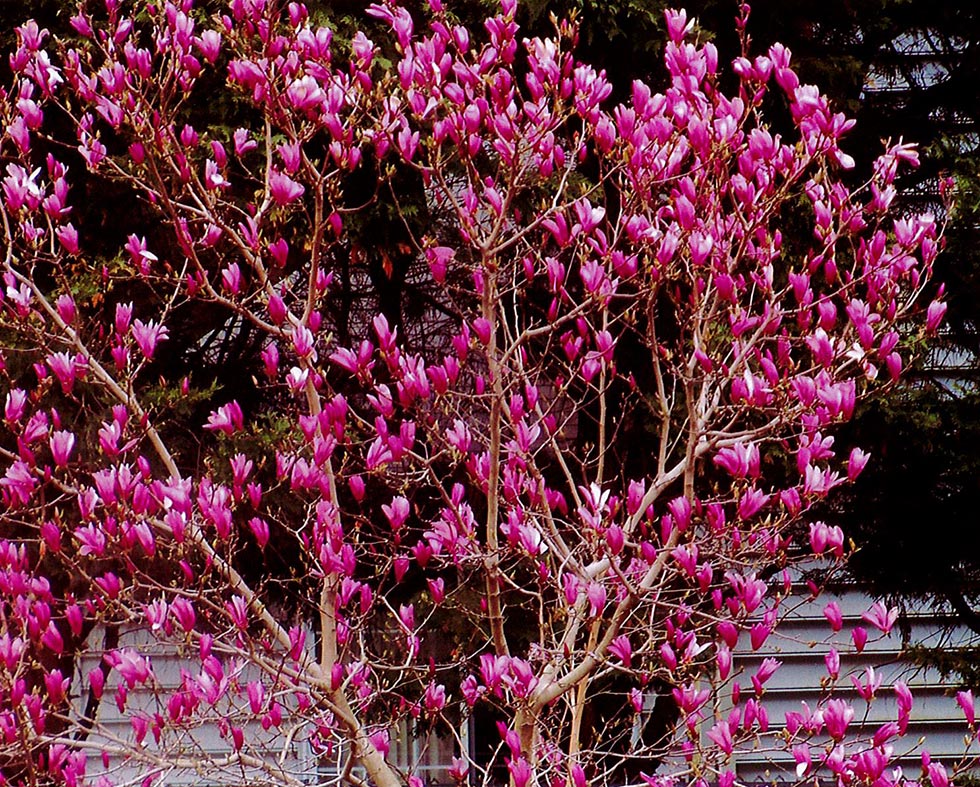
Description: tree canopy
0,1,964,786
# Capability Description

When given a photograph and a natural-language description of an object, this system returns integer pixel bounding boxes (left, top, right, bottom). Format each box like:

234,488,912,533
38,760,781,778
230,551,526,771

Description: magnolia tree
0,0,968,786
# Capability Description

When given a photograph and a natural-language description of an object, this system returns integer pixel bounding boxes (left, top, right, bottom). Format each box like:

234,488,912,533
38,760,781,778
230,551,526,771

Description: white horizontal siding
74,627,318,787
72,585,978,786
729,585,980,783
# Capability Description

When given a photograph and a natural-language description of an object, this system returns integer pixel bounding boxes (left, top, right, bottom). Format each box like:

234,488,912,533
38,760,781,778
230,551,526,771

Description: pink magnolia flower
286,366,309,393
225,596,248,631
751,657,781,694
823,601,843,632
46,351,80,394
4,389,26,423
847,447,870,480
471,317,492,345
329,347,360,375
347,475,366,502
285,76,326,112
382,496,410,531
261,343,279,380
221,263,241,295
267,291,287,324
608,635,632,668
448,758,469,783
367,728,390,758
131,319,168,359
194,29,222,63
667,495,692,530
233,128,257,156
505,757,531,787
823,698,854,740
605,524,625,555
423,682,446,714
957,690,976,726
248,517,269,548
714,441,761,479
806,328,835,366
1,460,37,506
895,681,913,731
292,324,316,360
205,159,229,190
114,302,133,334
586,581,606,616
825,648,840,679
267,238,289,268
424,245,453,283
397,603,415,632
170,597,196,633
861,601,898,634
44,669,68,704
804,464,842,496
738,487,769,519
55,224,79,254
54,293,76,324
706,719,734,755
269,169,304,205
750,620,772,650
106,648,154,688
203,401,243,435
41,624,64,654
143,599,169,632
809,521,844,557
247,681,265,714
365,437,393,470
49,430,75,467
925,299,947,333
672,682,710,716
427,577,445,604
366,3,414,48
94,571,122,599
928,763,950,787
664,8,694,42
851,665,881,702
40,520,61,553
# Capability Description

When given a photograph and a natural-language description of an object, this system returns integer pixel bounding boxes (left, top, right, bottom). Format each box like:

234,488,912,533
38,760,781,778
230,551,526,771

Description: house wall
730,585,978,784
74,585,978,786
